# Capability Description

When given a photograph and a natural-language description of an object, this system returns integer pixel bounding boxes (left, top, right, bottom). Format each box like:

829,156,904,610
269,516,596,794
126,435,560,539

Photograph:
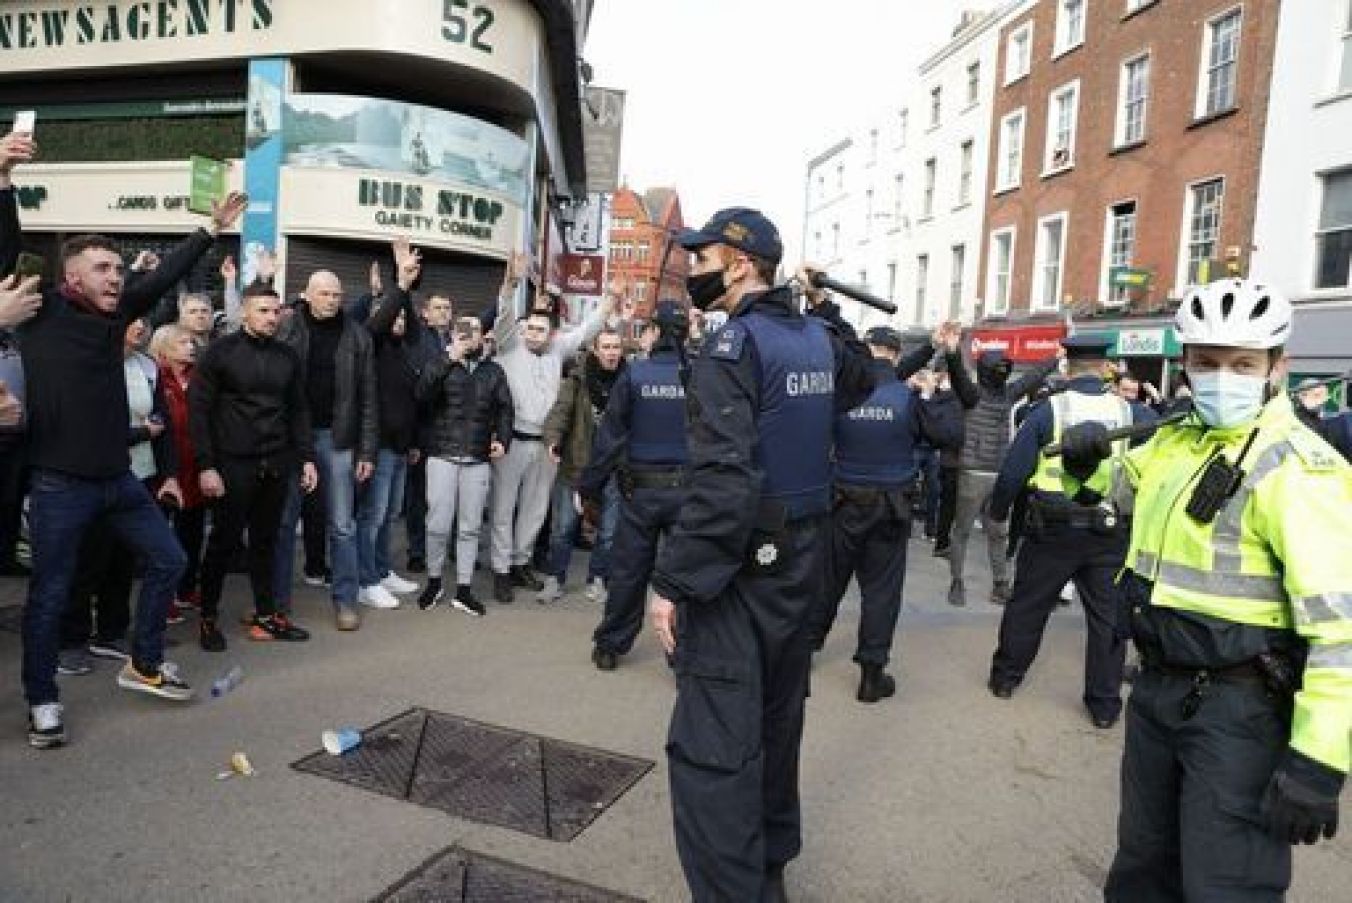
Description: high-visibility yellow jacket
1124,394,1352,773
1029,389,1133,503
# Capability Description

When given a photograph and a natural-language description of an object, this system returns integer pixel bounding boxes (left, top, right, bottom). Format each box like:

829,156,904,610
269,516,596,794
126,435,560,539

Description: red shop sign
969,324,1067,363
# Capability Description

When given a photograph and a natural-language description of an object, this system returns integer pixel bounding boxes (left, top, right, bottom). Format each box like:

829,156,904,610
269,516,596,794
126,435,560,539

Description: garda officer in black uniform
806,325,935,703
579,300,690,671
647,208,874,903
986,334,1150,728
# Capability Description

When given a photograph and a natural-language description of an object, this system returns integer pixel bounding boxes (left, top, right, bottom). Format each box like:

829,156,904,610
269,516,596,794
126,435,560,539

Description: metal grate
293,708,653,843
375,845,644,902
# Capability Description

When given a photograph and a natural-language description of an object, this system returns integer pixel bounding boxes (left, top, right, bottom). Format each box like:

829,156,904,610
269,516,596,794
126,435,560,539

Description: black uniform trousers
404,456,427,562
593,484,684,655
809,490,910,666
1105,668,1291,901
935,464,959,546
668,517,823,903
199,457,292,621
989,521,1128,720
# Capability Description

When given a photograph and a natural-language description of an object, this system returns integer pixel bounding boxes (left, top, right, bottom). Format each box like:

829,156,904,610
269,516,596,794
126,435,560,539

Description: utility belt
833,481,918,521
511,430,543,442
1138,647,1301,721
621,466,686,494
1027,494,1127,536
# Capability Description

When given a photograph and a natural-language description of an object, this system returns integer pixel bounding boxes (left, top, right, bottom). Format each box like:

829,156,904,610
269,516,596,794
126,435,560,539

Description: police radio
1184,428,1259,524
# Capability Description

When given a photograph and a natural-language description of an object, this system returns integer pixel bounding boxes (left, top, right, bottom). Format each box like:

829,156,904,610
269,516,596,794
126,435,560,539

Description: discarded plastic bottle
211,665,244,698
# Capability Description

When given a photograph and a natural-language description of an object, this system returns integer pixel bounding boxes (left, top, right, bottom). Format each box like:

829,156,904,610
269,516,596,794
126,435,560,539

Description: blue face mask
1189,370,1268,429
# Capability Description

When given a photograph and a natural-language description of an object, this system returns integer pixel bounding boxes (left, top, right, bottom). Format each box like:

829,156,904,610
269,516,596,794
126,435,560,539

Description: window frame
1005,22,1034,85
1032,211,1070,312
949,244,967,319
922,157,938,219
987,227,1017,316
1337,0,1352,95
1315,168,1352,290
958,139,975,206
1195,7,1243,120
1177,176,1226,289
915,253,930,323
1054,0,1087,58
1043,79,1081,175
1100,199,1138,306
930,85,943,129
966,61,981,107
996,107,1026,192
1115,52,1151,148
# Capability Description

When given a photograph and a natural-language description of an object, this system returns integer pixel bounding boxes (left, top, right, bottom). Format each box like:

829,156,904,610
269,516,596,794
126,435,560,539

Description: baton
1043,412,1188,457
808,272,898,315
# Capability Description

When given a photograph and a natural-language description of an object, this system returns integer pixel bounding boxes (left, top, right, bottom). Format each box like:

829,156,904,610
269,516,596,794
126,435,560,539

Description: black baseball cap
676,207,784,265
863,326,903,351
1061,333,1114,360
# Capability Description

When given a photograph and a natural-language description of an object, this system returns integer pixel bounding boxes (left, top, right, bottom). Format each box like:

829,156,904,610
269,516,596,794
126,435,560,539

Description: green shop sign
1109,267,1153,289
1107,326,1182,358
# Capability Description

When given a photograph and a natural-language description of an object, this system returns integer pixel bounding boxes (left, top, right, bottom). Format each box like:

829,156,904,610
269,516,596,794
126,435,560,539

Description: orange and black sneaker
250,613,310,642
117,661,194,701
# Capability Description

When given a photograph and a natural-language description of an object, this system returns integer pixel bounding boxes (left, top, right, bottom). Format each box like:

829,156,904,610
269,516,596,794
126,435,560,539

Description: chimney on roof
953,9,985,37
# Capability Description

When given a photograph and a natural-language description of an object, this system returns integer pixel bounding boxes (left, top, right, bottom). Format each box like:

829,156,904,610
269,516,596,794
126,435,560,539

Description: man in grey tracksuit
941,331,1060,608
488,293,613,603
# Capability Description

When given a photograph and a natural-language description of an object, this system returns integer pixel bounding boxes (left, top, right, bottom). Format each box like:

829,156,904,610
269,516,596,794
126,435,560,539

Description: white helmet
1174,278,1292,350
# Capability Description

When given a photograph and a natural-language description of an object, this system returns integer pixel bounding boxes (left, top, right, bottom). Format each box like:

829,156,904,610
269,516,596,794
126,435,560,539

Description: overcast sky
584,1,989,259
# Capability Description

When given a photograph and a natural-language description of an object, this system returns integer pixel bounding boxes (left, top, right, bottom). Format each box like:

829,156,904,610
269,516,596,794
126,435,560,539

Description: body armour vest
627,352,688,466
743,311,835,519
835,366,920,488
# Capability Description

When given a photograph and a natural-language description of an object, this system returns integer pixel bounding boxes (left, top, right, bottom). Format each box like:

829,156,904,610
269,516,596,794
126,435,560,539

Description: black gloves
1060,421,1113,482
1260,748,1343,845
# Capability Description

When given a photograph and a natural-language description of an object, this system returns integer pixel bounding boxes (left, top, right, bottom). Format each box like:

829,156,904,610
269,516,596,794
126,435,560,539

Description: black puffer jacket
276,307,379,462
415,355,514,462
189,330,314,469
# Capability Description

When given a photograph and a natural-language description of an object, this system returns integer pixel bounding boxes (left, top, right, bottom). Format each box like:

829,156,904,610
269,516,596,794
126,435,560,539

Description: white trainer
586,577,608,605
537,576,563,604
360,584,401,610
381,572,419,595
28,703,65,749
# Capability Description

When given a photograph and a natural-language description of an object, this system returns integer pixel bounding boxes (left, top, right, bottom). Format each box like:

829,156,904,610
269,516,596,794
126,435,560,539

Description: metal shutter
283,235,505,319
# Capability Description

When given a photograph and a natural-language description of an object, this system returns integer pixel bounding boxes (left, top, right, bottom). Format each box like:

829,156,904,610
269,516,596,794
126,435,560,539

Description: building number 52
443,0,495,54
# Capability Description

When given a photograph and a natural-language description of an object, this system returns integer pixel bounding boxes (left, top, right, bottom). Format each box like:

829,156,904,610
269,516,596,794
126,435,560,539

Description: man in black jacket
414,315,513,615
193,283,318,650
8,184,244,746
272,270,379,631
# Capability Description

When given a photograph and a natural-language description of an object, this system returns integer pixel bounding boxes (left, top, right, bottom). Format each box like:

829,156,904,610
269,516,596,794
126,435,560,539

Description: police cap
1061,333,1114,360
676,207,784,266
862,326,903,351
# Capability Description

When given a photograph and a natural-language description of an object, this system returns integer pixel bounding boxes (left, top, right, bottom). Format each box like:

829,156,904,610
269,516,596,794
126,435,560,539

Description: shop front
968,322,1067,365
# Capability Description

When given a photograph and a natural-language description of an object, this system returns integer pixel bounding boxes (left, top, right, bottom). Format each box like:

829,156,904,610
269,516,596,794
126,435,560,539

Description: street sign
1110,266,1152,289
188,155,227,215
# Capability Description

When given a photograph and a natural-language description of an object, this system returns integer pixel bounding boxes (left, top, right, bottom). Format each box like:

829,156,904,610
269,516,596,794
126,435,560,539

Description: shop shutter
283,235,505,320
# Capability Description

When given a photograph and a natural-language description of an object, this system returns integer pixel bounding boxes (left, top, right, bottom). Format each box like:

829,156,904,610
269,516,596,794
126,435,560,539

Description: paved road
1,533,1349,901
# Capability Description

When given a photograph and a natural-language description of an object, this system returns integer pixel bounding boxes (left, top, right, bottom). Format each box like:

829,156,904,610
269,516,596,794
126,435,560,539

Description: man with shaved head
274,269,378,631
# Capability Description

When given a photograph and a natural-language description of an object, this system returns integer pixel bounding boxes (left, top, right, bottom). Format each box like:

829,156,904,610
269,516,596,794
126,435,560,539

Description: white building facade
1251,0,1352,375
800,2,1026,332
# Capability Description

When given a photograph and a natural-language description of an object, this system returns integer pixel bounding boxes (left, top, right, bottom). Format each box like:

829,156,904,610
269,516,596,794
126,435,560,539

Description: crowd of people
5,126,1352,902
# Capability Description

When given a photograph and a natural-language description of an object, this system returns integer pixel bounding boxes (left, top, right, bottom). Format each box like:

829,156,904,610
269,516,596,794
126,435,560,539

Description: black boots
509,564,543,591
857,663,897,703
493,572,514,604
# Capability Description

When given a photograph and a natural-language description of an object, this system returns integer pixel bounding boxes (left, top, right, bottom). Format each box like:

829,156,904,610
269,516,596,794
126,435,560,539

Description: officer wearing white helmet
1061,278,1352,900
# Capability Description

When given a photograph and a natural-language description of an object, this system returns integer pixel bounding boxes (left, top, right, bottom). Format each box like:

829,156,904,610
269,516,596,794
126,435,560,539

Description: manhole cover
375,845,644,902
294,708,653,842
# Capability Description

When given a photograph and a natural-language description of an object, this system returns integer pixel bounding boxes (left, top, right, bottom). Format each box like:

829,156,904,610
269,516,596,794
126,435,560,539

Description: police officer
579,301,690,671
647,208,874,902
986,334,1146,728
807,325,934,703
1061,279,1352,900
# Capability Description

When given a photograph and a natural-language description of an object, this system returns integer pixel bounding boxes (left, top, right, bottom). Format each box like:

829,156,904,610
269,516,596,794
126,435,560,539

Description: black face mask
686,269,726,310
463,346,483,362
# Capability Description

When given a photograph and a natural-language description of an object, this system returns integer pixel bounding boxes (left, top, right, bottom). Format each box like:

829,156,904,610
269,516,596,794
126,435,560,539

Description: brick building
607,185,688,320
977,0,1280,384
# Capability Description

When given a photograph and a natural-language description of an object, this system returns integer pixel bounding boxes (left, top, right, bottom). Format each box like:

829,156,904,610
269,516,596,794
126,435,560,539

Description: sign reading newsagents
188,156,227,215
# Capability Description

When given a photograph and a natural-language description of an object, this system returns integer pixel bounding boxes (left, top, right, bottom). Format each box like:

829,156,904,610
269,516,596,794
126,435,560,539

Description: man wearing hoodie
942,330,1061,608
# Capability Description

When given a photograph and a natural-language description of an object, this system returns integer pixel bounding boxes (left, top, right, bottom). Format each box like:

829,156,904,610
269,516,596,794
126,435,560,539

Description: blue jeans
274,430,359,609
356,448,407,587
546,477,620,582
22,469,186,704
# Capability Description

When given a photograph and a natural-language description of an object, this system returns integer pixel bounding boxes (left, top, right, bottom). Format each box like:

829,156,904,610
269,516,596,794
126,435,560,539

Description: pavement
1,530,1350,902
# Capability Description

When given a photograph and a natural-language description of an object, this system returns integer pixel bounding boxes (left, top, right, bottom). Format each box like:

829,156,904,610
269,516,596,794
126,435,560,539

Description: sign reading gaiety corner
0,1,273,50
356,179,506,241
